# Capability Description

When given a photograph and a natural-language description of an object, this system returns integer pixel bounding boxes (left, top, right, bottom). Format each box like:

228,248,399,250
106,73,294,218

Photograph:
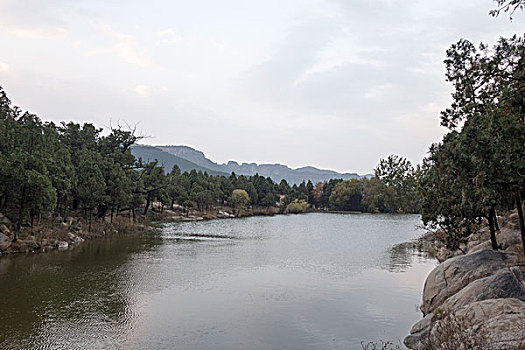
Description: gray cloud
0,0,520,173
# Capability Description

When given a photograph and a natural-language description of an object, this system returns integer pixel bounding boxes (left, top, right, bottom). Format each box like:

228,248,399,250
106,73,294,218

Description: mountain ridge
155,145,366,184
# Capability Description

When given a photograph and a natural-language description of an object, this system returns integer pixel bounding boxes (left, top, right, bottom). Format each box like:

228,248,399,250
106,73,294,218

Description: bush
286,199,309,214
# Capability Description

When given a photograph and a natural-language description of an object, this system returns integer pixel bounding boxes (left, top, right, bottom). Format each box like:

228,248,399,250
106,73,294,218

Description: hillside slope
157,145,365,184
131,145,227,176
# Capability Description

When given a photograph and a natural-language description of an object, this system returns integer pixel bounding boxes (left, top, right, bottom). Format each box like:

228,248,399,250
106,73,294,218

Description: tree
286,199,309,214
490,0,525,18
329,179,363,211
374,155,420,213
76,150,105,232
361,177,388,213
231,189,250,216
419,35,525,251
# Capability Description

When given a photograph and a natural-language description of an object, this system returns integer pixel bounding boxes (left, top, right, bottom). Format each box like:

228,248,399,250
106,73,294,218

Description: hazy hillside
131,145,227,176
157,145,365,184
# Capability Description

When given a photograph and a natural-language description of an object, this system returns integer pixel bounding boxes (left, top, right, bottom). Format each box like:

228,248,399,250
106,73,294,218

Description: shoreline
405,212,525,349
0,206,281,256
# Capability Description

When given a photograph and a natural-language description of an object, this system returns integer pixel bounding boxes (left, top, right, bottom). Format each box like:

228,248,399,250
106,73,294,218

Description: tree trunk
143,192,151,215
14,186,27,242
487,213,498,250
515,191,525,255
89,210,92,233
132,208,136,223
490,207,499,231
110,204,114,224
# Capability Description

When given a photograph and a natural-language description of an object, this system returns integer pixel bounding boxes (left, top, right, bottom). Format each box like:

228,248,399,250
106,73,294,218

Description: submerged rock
421,248,506,314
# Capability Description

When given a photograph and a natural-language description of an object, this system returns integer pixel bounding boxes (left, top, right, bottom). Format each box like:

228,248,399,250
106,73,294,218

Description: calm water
0,213,435,350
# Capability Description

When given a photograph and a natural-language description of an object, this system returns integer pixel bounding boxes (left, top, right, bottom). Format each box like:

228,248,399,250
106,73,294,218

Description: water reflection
0,233,163,349
384,239,433,273
0,214,435,350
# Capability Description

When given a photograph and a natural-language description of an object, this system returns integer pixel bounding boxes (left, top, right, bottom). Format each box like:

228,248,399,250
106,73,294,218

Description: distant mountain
156,145,366,184
131,145,228,176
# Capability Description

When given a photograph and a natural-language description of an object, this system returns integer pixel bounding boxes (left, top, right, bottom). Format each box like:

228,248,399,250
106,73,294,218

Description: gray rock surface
0,224,10,235
404,313,434,350
0,232,11,250
430,298,525,350
0,212,10,224
440,270,525,311
421,248,506,314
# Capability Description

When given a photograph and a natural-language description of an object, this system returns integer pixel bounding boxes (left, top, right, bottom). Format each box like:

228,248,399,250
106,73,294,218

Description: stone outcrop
0,233,11,250
440,269,525,311
0,212,11,225
421,248,506,314
406,221,525,349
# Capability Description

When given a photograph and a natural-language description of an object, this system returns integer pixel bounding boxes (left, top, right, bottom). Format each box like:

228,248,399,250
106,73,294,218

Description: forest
0,33,523,253
0,85,420,242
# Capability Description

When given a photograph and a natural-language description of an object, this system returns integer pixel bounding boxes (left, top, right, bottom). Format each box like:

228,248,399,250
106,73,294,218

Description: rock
440,269,525,311
496,227,522,250
436,246,454,262
0,232,11,250
510,266,524,282
0,224,10,235
421,249,506,314
504,244,525,267
57,241,68,250
506,212,521,230
468,240,492,254
429,298,525,350
404,313,434,350
68,232,85,245
0,212,11,224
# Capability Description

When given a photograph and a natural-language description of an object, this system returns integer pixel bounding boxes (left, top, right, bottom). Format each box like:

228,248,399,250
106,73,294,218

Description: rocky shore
0,206,280,255
404,212,525,349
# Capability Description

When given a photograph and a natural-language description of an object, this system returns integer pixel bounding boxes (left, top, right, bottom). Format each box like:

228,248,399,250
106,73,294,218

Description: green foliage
232,189,250,216
232,189,250,207
329,179,364,211
286,199,309,214
418,34,525,250
373,155,421,213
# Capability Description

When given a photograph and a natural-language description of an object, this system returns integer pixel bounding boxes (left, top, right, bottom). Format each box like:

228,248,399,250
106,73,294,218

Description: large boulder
0,224,10,235
429,298,525,350
0,232,11,250
0,212,10,225
440,269,525,311
403,312,434,350
421,249,506,314
497,227,522,250
406,298,525,349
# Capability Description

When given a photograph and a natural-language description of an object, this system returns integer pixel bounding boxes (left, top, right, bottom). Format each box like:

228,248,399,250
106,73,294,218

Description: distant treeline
0,85,421,241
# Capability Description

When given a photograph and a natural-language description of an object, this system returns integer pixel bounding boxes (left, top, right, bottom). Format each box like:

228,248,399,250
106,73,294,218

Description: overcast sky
0,0,520,174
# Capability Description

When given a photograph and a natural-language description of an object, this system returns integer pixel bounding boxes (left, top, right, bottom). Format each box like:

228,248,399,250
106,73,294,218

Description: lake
0,213,436,349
